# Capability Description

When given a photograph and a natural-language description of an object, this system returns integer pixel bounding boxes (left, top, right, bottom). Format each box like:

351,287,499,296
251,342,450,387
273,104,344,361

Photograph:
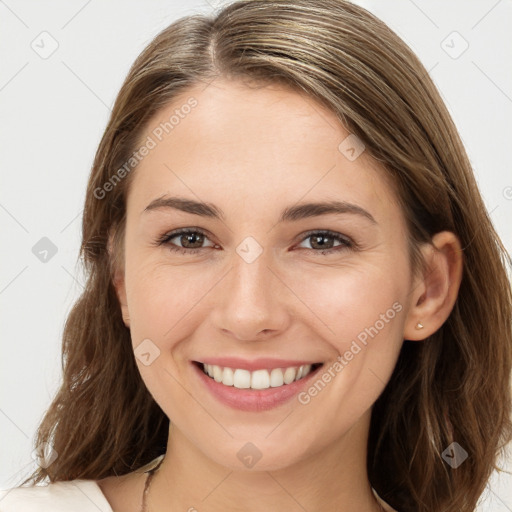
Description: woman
1,0,510,511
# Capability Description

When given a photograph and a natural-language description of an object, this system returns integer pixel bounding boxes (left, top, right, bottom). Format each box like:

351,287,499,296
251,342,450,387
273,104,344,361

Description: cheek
293,262,406,342
289,258,408,403
290,265,407,425
126,262,201,341
124,263,208,406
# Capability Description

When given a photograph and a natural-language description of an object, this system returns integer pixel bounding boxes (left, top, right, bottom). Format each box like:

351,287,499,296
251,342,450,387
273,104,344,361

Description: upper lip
194,357,323,372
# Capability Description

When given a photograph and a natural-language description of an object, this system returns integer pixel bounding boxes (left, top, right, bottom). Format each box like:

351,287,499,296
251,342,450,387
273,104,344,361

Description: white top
0,478,114,511
0,455,164,512
0,455,395,511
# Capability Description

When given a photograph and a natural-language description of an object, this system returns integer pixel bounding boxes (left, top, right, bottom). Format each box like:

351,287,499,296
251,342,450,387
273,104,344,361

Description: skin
97,78,463,512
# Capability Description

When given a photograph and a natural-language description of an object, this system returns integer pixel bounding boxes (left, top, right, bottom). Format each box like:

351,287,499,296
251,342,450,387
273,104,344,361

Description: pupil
312,234,332,249
183,233,203,248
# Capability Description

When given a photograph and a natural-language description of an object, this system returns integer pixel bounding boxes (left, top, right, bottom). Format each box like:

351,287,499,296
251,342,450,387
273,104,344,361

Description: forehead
127,78,400,223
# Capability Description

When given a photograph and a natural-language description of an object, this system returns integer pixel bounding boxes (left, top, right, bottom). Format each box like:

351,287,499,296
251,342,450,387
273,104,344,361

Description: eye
155,228,216,255
155,228,355,256
295,230,355,255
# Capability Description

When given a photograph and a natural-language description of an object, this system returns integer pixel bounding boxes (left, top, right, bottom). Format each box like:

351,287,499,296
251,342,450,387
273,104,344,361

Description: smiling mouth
193,361,324,390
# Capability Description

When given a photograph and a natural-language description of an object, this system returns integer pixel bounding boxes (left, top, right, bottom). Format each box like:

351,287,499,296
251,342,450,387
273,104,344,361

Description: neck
148,409,384,512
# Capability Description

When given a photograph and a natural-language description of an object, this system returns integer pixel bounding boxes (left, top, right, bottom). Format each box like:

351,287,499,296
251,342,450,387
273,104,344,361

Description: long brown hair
21,1,512,510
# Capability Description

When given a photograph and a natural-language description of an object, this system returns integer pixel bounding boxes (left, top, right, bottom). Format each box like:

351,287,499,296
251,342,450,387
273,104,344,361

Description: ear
403,231,463,341
108,231,130,329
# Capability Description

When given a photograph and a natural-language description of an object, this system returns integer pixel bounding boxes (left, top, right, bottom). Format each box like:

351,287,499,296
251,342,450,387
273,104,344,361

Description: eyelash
154,228,356,256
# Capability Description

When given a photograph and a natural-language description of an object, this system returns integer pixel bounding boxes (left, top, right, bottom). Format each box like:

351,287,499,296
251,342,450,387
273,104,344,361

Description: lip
191,360,324,412
195,357,322,372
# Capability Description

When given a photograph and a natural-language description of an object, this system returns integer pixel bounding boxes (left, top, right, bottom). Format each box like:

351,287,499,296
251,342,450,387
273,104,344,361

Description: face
113,78,416,471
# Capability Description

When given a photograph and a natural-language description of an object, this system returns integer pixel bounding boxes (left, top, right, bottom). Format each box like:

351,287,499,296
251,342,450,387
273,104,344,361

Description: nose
212,248,290,342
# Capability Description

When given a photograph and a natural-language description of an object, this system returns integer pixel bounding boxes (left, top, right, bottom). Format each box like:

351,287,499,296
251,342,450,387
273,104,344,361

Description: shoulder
0,479,113,512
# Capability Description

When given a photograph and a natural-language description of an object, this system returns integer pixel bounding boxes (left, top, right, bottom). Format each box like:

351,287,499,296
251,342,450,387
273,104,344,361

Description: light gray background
1,0,511,510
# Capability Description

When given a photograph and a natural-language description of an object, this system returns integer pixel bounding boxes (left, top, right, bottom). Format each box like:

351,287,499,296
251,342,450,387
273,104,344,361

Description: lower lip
191,362,323,412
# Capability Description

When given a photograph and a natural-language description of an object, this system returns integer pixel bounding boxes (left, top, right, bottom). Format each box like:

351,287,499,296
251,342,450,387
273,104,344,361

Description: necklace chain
140,457,164,512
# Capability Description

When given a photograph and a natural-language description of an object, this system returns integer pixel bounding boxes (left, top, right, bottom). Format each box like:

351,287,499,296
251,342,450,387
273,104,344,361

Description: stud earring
415,322,424,330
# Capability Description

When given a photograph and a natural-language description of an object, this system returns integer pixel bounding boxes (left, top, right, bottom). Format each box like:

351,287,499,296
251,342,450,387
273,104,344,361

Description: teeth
269,368,284,387
283,367,296,384
222,367,234,386
201,363,315,389
251,369,270,390
233,369,251,389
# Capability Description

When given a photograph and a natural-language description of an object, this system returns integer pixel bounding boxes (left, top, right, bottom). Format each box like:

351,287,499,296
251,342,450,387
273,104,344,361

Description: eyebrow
143,196,377,224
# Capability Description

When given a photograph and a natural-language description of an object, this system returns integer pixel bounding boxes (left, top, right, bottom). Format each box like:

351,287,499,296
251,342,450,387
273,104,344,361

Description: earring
415,322,424,330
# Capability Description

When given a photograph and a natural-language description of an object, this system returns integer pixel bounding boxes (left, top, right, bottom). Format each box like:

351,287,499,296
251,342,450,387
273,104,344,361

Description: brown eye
175,232,205,249
156,228,215,254
297,230,354,254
